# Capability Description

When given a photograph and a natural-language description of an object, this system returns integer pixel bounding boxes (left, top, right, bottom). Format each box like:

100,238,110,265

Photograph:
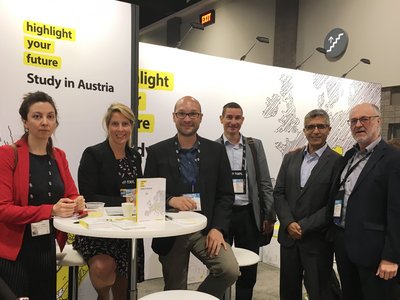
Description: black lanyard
174,136,200,164
220,135,246,171
339,150,373,187
174,136,200,188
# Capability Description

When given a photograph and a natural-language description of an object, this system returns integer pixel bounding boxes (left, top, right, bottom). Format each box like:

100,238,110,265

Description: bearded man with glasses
274,109,341,300
329,103,400,300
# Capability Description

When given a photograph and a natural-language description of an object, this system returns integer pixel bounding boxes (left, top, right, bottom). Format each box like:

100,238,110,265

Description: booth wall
0,0,133,298
137,42,381,271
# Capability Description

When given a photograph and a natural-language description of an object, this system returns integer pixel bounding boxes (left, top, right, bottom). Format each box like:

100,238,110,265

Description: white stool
139,290,219,300
224,247,260,300
56,243,86,300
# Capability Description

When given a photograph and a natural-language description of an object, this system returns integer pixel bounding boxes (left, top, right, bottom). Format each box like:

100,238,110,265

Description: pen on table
73,218,113,224
77,211,88,219
165,215,173,221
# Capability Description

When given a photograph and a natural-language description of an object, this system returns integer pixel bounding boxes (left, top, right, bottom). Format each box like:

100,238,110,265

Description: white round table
54,211,207,300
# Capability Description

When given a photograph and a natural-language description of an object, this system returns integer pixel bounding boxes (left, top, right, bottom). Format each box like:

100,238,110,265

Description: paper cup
86,202,105,217
122,202,135,218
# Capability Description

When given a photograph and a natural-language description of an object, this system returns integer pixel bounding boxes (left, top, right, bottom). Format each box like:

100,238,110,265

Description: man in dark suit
274,109,340,300
144,96,240,299
330,103,400,300
217,102,275,300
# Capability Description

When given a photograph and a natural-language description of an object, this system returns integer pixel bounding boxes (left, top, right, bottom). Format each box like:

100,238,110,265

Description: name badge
232,170,246,194
334,200,342,217
121,188,136,203
31,220,50,237
333,189,344,225
183,193,201,211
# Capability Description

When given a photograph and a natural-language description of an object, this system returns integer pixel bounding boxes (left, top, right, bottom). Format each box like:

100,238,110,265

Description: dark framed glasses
174,112,201,119
304,124,329,131
347,115,379,126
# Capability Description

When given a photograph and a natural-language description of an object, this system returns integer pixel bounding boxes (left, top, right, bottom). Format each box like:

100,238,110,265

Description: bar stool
139,290,219,300
56,243,86,300
224,247,260,300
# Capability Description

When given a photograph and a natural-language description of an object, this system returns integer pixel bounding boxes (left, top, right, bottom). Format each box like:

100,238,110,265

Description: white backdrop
137,43,381,178
137,42,381,272
0,0,132,298
0,0,132,182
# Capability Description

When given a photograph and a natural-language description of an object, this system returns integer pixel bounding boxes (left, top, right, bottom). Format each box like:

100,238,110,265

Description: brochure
136,177,166,222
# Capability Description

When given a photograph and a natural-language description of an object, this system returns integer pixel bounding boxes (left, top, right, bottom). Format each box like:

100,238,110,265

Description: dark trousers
0,227,56,300
334,227,400,300
280,238,333,300
228,204,260,300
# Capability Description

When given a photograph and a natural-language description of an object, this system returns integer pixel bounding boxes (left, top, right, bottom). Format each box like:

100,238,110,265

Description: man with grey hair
329,103,400,300
274,109,341,299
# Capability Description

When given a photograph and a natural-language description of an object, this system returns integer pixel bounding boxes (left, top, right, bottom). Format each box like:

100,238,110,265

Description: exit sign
199,9,215,27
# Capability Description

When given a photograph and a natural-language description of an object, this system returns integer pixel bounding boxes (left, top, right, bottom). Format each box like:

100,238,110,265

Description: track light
240,36,269,61
341,58,371,78
176,22,204,49
295,47,326,70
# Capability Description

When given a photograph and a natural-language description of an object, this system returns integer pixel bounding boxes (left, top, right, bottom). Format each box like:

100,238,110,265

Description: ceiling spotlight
176,22,204,49
341,58,371,78
240,36,270,61
295,47,326,70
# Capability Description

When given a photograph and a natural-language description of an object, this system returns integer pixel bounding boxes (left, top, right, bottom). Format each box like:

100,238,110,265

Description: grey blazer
217,135,275,230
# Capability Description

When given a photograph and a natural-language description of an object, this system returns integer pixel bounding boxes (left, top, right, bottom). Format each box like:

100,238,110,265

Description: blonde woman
73,103,144,300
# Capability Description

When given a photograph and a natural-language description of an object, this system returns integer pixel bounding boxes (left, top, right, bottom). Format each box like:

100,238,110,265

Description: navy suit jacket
334,140,400,268
274,146,341,249
144,135,234,255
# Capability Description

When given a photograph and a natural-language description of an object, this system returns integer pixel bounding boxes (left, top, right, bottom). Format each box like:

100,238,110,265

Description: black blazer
274,146,341,249
144,135,234,255
78,140,142,206
332,140,400,268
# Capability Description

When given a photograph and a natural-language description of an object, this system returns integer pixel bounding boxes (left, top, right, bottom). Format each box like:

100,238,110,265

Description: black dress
73,149,144,281
0,153,64,299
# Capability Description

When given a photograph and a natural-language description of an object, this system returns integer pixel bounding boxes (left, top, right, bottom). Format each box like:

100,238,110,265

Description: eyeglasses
174,112,201,119
304,124,330,131
347,115,379,126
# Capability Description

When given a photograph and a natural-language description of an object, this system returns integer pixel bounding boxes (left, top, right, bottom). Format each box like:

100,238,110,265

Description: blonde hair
103,102,135,146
